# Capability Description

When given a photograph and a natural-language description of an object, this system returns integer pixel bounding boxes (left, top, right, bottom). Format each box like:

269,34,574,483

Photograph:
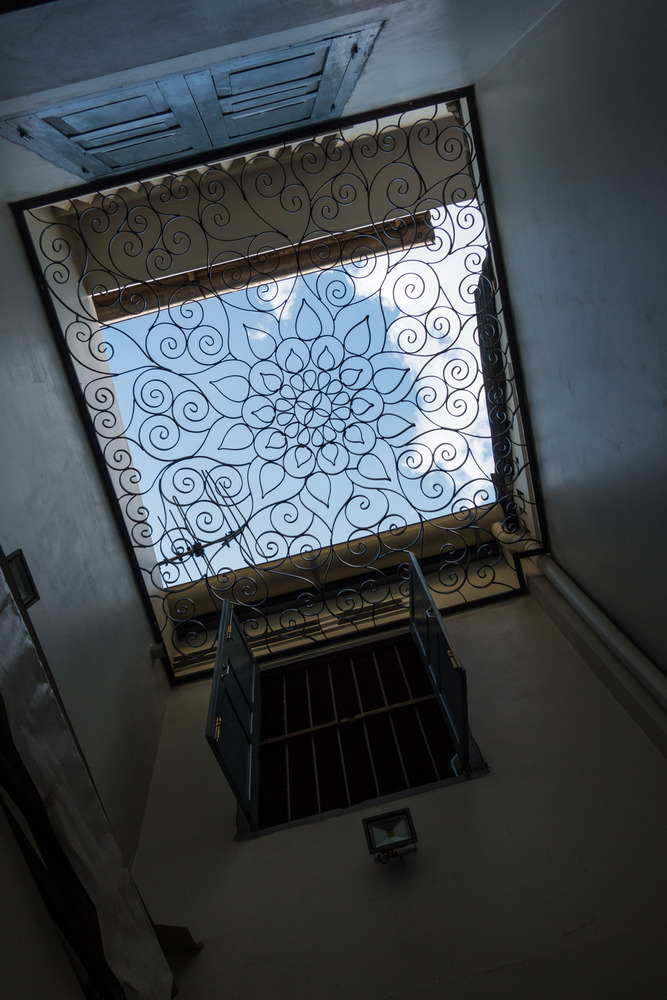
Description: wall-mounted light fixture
362,807,418,863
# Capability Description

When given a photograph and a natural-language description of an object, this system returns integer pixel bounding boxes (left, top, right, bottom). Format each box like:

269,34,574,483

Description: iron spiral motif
24,98,540,668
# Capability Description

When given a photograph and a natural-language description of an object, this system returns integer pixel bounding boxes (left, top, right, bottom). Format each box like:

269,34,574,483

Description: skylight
19,94,543,670
105,207,493,588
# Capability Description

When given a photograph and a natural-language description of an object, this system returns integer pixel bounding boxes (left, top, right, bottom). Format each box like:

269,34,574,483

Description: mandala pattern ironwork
22,95,542,672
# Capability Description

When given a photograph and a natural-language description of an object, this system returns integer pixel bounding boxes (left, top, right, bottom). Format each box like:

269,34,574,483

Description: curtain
0,569,174,1000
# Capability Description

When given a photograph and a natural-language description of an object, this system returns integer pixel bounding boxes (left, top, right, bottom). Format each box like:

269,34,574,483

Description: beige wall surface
132,593,667,999
475,0,667,674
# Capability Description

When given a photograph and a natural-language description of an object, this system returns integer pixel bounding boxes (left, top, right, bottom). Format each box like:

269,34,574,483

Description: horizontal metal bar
259,693,437,745
92,211,434,323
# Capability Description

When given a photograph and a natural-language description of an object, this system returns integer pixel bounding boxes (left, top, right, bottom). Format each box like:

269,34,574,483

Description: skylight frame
14,89,546,679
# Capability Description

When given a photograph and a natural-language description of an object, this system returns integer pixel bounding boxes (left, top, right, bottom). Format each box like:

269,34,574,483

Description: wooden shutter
0,24,381,178
205,601,260,829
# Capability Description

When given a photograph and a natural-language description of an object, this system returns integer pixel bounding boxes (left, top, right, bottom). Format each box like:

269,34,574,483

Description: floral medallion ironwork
21,95,542,672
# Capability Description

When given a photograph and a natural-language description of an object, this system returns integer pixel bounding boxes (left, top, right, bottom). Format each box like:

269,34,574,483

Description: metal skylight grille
18,94,543,675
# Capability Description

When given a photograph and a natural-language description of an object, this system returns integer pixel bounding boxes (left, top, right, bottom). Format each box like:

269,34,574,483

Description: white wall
2,1,665,993
475,0,667,674
0,0,557,114
132,593,667,999
0,140,169,862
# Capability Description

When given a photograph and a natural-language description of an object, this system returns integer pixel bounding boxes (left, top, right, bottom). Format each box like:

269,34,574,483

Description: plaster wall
0,0,558,113
0,143,169,862
132,594,667,999
0,810,82,999
475,0,667,673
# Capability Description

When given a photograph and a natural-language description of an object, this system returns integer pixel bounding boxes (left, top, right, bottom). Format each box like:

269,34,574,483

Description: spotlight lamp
362,807,418,863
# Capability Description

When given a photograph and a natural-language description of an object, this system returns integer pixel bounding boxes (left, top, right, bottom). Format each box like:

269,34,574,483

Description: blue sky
102,205,494,586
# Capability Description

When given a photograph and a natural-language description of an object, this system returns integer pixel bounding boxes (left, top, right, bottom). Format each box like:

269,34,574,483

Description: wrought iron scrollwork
23,97,541,671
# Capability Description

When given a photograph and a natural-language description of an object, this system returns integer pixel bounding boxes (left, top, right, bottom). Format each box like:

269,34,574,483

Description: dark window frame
255,631,462,830
207,555,487,836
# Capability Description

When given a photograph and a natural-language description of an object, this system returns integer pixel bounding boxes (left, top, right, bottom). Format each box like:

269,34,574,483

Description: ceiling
0,0,561,189
0,1,561,111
